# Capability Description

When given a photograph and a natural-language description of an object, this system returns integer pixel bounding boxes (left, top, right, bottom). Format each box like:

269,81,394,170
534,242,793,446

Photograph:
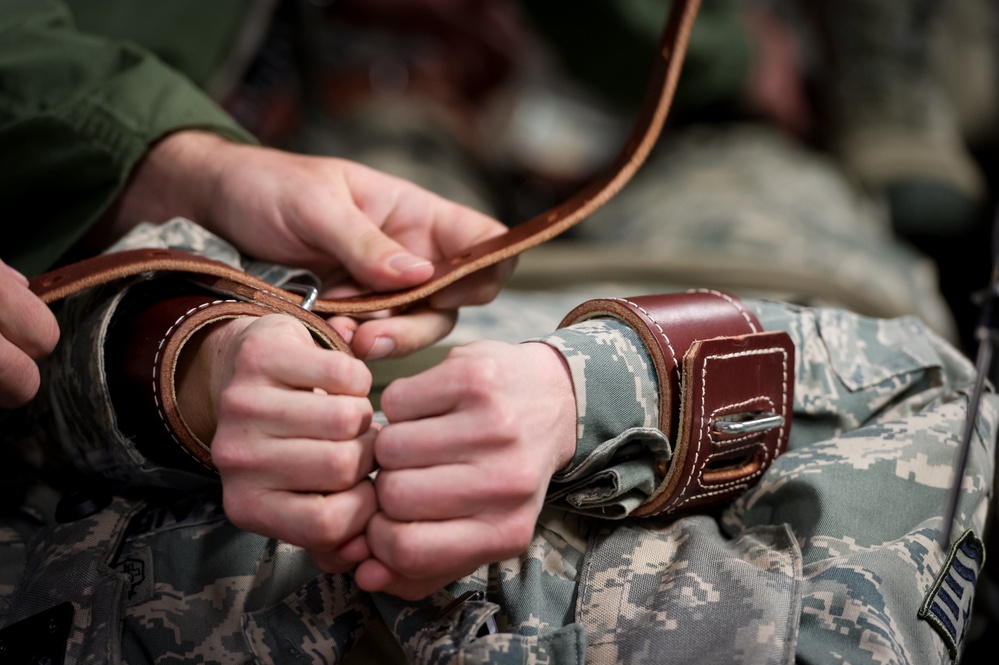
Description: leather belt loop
558,290,795,517
108,280,352,473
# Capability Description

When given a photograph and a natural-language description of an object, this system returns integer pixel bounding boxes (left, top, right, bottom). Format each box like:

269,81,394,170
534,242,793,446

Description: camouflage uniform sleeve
534,319,667,518
39,218,317,490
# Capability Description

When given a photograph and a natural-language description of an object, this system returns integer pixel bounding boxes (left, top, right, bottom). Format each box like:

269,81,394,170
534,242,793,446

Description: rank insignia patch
919,529,985,660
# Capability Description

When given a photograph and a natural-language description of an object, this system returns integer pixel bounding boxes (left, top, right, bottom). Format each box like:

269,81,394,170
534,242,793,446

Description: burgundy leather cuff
559,290,795,518
106,278,351,473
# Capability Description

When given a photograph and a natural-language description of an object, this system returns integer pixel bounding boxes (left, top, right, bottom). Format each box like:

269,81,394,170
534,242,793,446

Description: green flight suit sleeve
0,0,256,276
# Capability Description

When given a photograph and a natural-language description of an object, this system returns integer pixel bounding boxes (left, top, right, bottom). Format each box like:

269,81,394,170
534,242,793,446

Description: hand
176,314,378,572
0,259,59,408
105,131,515,359
354,340,577,599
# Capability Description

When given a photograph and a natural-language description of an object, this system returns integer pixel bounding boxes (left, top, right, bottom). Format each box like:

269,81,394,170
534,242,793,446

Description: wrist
175,317,254,444
110,130,230,233
522,342,577,472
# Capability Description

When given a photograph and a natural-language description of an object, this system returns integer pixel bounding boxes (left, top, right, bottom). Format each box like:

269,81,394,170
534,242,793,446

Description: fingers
308,533,372,575
328,209,436,292
337,161,510,291
218,386,373,441
348,306,458,360
230,315,372,395
211,314,382,553
375,458,544,522
296,176,436,292
223,477,378,553
428,257,518,310
355,511,537,598
0,336,43,409
215,429,376,493
0,261,60,359
348,340,579,597
353,558,470,602
0,261,60,408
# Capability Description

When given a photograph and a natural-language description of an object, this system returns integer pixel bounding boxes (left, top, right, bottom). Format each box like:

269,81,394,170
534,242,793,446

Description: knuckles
494,512,537,556
495,456,544,502
372,472,413,519
210,431,256,474
318,441,370,490
383,524,433,579
221,486,266,534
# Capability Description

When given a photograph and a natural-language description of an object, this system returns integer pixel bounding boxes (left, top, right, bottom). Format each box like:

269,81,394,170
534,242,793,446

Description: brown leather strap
559,290,795,517
29,0,701,313
106,284,352,473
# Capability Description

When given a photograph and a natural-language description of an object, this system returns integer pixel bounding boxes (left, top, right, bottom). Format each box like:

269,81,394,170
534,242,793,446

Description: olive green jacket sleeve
0,0,255,276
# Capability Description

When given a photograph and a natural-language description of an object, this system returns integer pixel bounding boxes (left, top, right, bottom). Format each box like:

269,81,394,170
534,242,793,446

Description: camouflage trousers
1,292,994,665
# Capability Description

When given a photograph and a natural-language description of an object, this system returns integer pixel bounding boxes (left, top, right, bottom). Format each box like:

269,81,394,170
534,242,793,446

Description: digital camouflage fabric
0,219,994,664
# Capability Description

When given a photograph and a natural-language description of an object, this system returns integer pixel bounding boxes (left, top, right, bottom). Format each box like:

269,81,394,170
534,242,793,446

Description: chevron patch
919,530,985,660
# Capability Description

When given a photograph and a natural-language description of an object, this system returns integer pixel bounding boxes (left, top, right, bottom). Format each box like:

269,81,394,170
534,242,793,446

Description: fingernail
365,336,396,360
337,326,355,345
387,253,432,275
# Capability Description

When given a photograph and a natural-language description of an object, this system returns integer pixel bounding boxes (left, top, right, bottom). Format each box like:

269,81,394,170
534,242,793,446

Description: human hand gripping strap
28,0,702,316
105,283,351,474
558,290,795,518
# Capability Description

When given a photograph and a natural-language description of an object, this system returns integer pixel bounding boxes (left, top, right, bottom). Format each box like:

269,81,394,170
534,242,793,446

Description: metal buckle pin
284,283,319,312
712,412,784,436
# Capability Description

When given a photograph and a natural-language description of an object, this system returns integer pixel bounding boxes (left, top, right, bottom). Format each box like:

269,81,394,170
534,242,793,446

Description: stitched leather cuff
559,290,794,517
106,278,350,474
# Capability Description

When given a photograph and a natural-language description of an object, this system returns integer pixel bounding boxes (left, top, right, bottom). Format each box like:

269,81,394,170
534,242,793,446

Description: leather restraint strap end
558,290,795,518
106,280,350,473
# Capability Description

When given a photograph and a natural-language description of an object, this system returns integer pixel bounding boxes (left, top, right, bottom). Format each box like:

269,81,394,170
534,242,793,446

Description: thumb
323,210,435,293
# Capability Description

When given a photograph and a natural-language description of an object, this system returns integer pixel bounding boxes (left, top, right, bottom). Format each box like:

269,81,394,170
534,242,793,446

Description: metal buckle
283,283,319,312
712,412,784,436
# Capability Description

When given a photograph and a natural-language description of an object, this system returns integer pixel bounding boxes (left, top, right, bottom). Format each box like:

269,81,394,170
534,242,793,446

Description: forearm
0,0,253,275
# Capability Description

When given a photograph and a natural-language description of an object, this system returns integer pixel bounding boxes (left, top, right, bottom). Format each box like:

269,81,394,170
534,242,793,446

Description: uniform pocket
814,310,940,392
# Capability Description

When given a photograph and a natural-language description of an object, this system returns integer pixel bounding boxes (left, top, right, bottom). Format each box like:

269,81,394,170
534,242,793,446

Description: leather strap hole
702,452,764,484
39,274,64,286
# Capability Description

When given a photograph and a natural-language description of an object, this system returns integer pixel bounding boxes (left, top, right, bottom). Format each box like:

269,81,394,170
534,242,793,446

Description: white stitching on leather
614,297,678,365
151,299,235,471
690,288,760,332
668,346,789,511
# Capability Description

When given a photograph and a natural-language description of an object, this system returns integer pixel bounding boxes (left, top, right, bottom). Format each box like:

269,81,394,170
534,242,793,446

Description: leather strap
28,0,701,313
558,290,795,517
106,283,351,472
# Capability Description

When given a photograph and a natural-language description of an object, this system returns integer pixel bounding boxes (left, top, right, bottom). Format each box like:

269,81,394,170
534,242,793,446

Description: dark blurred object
804,0,991,240
314,0,525,123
